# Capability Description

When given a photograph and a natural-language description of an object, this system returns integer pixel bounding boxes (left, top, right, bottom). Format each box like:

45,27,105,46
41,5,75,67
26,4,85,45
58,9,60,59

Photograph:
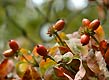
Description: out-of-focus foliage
0,0,109,55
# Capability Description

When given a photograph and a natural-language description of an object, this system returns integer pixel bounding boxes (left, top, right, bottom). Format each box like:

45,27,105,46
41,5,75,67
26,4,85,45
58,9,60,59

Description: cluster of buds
80,18,100,45
3,40,19,57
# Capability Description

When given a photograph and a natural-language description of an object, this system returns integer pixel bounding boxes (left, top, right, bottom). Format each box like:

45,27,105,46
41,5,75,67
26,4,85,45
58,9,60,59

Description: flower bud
82,18,90,27
9,40,19,52
89,19,100,30
80,34,90,46
53,19,65,31
36,45,48,57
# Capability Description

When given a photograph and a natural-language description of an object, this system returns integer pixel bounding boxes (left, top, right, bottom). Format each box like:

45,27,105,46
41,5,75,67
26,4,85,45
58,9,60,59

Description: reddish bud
53,19,65,31
36,45,48,57
3,49,14,57
9,40,19,52
82,18,91,27
80,34,90,46
89,19,100,30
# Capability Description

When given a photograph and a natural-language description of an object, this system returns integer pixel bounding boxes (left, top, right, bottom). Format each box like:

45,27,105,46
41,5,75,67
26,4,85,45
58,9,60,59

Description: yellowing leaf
95,25,105,41
22,66,41,80
32,46,39,57
20,48,28,54
16,61,29,78
19,48,34,63
39,58,56,76
49,46,59,56
56,32,68,42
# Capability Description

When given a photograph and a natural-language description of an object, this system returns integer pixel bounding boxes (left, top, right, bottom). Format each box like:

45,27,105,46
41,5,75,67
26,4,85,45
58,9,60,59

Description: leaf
19,48,34,63
67,59,80,75
44,67,55,80
39,58,56,76
59,59,80,79
95,25,105,41
62,52,73,63
65,38,88,57
86,49,101,74
74,60,86,80
99,40,107,57
95,51,107,80
32,46,39,57
48,46,59,56
54,54,62,63
56,32,68,42
44,67,71,80
16,61,29,78
104,47,109,66
82,61,96,79
22,66,41,80
30,67,41,80
54,66,74,80
59,46,71,54
0,59,14,78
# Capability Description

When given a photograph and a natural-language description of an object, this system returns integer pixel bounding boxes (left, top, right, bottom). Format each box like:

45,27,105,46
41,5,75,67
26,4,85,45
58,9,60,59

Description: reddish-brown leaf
99,40,107,57
0,59,14,78
22,66,41,80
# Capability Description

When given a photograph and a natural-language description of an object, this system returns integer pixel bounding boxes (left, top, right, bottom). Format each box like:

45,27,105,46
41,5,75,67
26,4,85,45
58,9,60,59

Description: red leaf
0,59,14,78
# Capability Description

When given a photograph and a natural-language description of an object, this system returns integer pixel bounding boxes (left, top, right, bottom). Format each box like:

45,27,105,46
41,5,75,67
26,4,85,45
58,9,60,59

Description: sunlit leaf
16,61,29,78
19,48,34,63
48,46,59,56
56,32,68,42
39,58,56,76
32,46,39,57
95,25,105,41
22,66,41,80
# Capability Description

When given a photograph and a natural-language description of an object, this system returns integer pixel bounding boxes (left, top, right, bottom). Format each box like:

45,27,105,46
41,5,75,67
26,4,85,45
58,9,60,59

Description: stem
91,35,99,45
22,54,34,65
32,54,39,67
46,55,57,63
54,31,64,46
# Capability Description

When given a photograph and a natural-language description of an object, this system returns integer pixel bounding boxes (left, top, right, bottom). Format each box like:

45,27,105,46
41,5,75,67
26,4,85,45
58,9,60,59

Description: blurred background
0,0,109,56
